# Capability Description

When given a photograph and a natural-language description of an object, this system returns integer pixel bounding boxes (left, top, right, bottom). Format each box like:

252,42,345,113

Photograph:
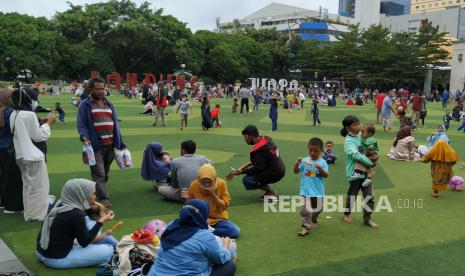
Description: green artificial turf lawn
1,93,465,275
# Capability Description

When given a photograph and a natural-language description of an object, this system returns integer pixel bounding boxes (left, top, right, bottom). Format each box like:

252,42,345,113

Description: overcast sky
0,0,338,31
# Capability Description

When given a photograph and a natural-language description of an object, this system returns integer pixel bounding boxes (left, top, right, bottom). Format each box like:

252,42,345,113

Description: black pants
240,98,249,114
0,149,24,211
344,178,374,224
90,145,115,201
211,260,236,276
312,112,321,126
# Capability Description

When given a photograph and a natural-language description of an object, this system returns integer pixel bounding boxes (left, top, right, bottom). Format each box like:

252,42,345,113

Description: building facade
339,0,356,17
355,0,381,28
411,0,465,14
450,40,465,91
380,7,465,39
381,1,407,15
218,3,356,41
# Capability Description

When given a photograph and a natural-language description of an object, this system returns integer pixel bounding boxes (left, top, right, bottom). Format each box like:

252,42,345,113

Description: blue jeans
271,118,277,131
95,235,119,250
36,244,113,269
212,220,240,239
242,175,263,190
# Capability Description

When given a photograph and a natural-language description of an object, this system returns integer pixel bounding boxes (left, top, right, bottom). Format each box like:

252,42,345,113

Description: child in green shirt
352,124,379,187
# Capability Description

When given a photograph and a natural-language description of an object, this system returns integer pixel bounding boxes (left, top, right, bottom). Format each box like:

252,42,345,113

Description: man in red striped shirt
77,78,126,208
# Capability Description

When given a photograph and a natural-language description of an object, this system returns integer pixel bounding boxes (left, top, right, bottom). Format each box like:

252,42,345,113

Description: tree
416,20,451,68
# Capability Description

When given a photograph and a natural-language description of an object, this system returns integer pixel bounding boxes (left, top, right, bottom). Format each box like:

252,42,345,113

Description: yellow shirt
188,178,230,225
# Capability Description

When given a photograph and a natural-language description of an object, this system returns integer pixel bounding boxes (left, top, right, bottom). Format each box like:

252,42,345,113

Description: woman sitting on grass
387,126,421,161
148,199,235,276
182,164,240,239
36,179,115,269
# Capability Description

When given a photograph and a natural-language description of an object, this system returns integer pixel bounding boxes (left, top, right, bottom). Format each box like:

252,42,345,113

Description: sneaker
4,210,23,214
258,194,279,203
298,228,309,236
361,178,372,187
351,172,365,180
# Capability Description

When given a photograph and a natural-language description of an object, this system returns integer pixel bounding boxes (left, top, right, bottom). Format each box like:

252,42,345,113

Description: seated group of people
36,125,286,275
387,125,451,162
36,179,236,275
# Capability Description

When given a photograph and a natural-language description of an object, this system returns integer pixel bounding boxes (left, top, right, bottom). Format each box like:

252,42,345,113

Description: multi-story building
355,0,381,28
218,3,356,41
411,0,465,14
339,0,356,17
381,1,407,15
340,0,410,18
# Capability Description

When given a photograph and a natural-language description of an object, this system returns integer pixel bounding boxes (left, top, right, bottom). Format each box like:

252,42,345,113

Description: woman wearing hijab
9,88,56,221
0,89,23,213
183,164,240,238
36,179,115,269
427,125,450,148
422,140,460,198
201,96,212,130
387,126,421,161
141,142,171,188
148,199,235,276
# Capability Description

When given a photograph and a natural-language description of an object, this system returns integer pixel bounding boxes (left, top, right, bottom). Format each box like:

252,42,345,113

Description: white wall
355,0,381,29
450,41,465,91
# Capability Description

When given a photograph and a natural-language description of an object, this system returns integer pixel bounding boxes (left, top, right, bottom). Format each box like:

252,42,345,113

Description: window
457,0,460,3
428,4,432,6
416,5,420,8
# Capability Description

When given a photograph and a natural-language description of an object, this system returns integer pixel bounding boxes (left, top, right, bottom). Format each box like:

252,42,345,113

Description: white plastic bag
115,148,133,169
82,144,96,166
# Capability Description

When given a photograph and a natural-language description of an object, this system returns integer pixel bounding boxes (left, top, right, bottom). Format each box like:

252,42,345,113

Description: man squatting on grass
227,125,285,201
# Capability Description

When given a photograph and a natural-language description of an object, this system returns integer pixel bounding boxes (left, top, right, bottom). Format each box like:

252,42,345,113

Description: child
352,124,379,188
269,93,278,132
175,94,192,130
211,104,221,127
232,98,238,114
397,108,415,129
286,93,294,112
294,137,329,236
54,102,65,124
443,110,452,130
85,204,119,249
458,112,465,132
422,140,460,198
311,98,321,126
322,141,337,164
142,101,153,115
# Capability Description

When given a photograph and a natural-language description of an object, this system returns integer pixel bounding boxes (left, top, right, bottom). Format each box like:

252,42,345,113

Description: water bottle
84,144,96,166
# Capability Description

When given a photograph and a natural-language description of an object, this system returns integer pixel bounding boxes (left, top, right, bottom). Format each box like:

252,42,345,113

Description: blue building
380,1,405,16
296,22,347,42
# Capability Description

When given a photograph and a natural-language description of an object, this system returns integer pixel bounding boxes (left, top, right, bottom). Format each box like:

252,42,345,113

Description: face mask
31,100,39,111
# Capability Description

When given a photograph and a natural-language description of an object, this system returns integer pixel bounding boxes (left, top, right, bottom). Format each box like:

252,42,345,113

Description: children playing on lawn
175,94,192,130
340,116,378,229
294,137,329,236
352,124,379,188
422,140,460,198
211,104,221,127
457,112,465,132
322,141,337,164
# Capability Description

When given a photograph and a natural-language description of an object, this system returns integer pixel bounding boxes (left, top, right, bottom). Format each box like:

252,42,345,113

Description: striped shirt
91,100,114,145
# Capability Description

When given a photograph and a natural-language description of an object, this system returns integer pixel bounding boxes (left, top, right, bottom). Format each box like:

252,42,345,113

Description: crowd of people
0,78,464,276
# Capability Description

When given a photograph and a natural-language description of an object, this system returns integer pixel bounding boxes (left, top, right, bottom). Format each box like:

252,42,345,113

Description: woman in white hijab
36,179,115,269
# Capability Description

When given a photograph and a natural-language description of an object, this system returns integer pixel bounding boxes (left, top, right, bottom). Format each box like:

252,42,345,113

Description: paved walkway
0,238,29,274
